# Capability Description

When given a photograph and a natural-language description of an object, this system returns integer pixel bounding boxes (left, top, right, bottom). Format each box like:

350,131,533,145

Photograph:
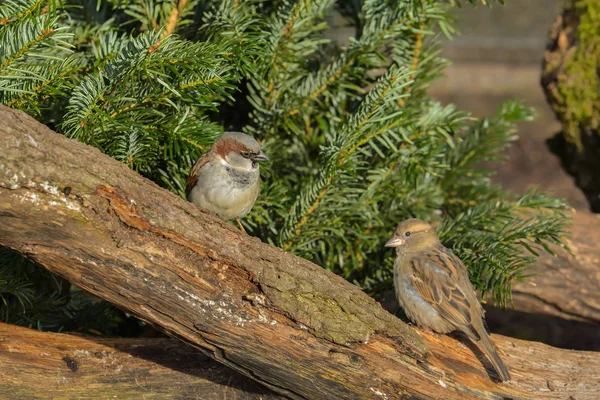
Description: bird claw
236,218,247,233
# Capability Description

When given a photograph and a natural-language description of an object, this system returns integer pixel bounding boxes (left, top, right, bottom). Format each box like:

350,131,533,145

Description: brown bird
186,132,268,231
385,218,511,381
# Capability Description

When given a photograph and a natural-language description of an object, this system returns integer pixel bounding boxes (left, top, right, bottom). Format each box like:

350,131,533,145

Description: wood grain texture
0,322,282,399
1,105,599,399
511,210,600,324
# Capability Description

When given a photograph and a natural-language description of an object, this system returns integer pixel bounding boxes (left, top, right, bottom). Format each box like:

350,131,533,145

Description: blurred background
431,0,589,209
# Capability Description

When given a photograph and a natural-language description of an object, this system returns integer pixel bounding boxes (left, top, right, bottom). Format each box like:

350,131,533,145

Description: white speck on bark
438,380,447,388
14,192,41,205
27,135,38,147
173,286,276,327
39,181,60,195
11,190,81,211
369,388,388,399
8,174,19,189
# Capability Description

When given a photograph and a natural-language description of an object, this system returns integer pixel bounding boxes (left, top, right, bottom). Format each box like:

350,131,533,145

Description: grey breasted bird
186,132,268,230
385,218,511,381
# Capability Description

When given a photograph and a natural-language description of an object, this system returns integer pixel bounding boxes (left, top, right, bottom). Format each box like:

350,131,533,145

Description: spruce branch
161,0,190,38
0,17,72,71
438,189,570,305
0,0,47,25
283,1,438,119
279,65,413,247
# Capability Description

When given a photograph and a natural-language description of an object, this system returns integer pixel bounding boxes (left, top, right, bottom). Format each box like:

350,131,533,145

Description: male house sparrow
385,218,511,381
186,132,268,230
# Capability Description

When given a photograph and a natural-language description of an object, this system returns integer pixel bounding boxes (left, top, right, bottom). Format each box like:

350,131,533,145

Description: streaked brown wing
185,153,209,196
408,249,480,340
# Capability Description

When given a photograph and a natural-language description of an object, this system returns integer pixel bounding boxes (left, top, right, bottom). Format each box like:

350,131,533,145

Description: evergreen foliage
1,0,569,334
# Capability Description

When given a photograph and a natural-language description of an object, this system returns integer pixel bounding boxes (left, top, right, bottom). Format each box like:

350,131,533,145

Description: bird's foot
236,218,247,233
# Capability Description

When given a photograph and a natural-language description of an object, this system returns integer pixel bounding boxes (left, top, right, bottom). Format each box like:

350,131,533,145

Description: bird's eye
404,231,411,237
241,152,251,159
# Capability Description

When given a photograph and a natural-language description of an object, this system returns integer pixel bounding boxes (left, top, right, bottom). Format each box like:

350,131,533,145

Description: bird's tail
477,332,511,381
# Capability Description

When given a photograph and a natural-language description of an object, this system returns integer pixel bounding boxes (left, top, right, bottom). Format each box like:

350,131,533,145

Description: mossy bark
542,0,600,148
541,0,600,211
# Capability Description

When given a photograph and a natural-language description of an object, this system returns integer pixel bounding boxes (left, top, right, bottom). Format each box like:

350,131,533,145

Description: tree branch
161,0,189,39
0,106,599,399
510,209,600,324
0,322,282,399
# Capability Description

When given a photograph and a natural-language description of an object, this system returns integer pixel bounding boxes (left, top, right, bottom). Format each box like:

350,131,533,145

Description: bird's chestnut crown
214,132,269,171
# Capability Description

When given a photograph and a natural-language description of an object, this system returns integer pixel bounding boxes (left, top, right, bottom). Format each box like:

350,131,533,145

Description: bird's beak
385,236,405,247
252,151,269,162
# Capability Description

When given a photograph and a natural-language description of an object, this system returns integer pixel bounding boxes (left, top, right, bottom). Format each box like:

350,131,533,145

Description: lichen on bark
542,0,600,149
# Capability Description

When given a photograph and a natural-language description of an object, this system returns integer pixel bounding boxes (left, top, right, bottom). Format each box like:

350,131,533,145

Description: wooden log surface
1,322,599,400
511,210,600,323
0,322,282,399
485,210,600,351
1,105,599,399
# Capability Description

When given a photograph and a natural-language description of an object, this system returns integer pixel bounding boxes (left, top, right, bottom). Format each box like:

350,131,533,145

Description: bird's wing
185,153,209,196
408,247,482,340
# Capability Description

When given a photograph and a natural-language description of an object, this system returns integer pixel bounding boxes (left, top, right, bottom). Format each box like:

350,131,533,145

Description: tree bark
0,105,599,399
540,0,600,212
0,322,282,399
484,209,600,352
510,209,600,324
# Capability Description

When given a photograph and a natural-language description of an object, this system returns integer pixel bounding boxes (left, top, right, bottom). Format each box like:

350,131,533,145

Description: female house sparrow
385,219,511,382
186,132,268,230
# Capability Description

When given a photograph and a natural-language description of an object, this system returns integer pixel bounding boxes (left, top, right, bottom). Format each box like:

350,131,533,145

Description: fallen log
511,209,600,324
1,105,599,399
0,322,282,399
485,210,600,351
